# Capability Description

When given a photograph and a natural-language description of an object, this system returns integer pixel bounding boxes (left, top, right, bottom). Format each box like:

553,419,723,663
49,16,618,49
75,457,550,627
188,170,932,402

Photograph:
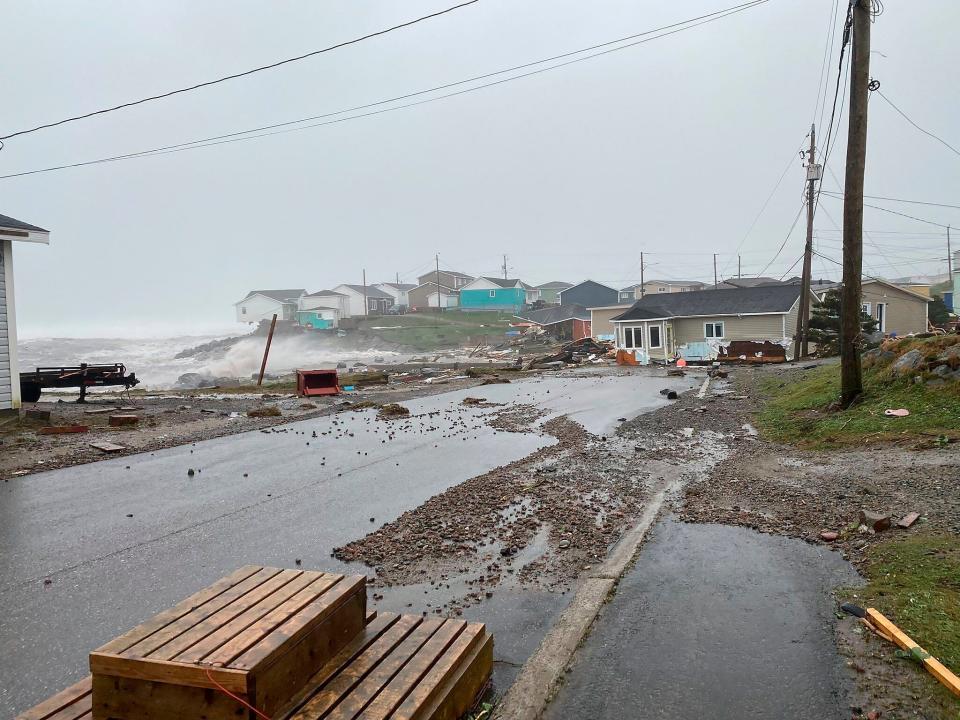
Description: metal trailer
19,363,140,403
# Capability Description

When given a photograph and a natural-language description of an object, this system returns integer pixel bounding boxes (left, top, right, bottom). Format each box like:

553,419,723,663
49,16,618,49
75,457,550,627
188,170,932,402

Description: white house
299,290,350,317
374,282,416,309
1,213,50,412
332,284,395,316
234,289,304,323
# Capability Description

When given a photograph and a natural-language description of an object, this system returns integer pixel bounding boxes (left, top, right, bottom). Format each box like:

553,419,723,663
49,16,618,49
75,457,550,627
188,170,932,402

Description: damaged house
611,284,804,363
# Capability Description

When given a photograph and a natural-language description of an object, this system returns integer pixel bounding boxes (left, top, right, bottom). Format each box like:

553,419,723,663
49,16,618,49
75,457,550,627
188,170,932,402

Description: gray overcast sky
2,0,958,337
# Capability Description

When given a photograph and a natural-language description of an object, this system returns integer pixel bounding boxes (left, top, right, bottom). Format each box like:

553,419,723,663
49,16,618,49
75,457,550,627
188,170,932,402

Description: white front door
876,303,886,332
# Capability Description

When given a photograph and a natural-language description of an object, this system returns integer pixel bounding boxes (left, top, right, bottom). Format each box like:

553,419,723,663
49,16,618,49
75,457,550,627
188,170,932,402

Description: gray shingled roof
305,289,347,297
613,285,801,321
536,281,573,290
479,277,523,288
240,289,305,303
339,284,393,299
515,304,591,325
0,213,49,233
380,283,416,291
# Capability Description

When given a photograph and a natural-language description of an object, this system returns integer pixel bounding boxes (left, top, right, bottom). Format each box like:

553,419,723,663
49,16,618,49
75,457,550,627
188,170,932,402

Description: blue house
459,277,535,311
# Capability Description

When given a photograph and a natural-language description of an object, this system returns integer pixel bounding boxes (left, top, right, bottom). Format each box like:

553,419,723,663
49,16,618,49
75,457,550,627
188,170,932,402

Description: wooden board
280,614,493,720
90,567,367,720
866,608,960,698
15,676,92,720
89,441,125,453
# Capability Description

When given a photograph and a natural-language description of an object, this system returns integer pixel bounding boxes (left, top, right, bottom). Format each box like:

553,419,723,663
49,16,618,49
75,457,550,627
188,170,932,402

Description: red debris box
297,369,340,397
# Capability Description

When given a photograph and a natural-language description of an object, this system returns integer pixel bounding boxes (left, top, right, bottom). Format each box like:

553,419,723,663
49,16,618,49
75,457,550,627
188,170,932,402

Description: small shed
515,304,591,341
0,213,50,412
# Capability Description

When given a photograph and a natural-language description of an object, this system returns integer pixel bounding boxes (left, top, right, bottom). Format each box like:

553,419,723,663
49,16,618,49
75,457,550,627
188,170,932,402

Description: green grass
357,311,516,351
756,363,960,448
847,534,960,672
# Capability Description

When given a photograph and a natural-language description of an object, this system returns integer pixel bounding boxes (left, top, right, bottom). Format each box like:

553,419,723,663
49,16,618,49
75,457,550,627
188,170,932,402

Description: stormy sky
2,0,957,337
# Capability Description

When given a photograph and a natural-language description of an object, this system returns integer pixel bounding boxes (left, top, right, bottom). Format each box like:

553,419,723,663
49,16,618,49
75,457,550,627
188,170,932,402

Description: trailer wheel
21,381,41,403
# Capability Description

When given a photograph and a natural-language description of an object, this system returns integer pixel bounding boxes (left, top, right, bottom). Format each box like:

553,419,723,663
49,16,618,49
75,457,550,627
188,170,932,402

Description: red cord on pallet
205,668,272,720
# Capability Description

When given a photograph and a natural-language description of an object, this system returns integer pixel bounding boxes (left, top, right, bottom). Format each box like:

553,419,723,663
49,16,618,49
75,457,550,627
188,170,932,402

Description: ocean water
17,334,406,389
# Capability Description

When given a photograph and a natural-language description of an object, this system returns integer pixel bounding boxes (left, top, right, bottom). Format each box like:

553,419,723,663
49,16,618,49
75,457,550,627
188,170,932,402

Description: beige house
589,304,633,340
812,279,930,335
416,269,474,290
619,280,706,303
611,285,803,362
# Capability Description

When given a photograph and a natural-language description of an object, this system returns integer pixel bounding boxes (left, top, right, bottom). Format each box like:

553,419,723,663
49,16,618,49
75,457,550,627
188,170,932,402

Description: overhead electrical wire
757,200,807,277
819,192,951,229
876,89,960,158
0,0,772,181
0,0,480,142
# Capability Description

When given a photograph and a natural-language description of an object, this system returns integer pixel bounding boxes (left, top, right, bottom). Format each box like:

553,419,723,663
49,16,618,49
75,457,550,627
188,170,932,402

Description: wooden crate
89,566,366,720
16,676,92,720
279,612,493,720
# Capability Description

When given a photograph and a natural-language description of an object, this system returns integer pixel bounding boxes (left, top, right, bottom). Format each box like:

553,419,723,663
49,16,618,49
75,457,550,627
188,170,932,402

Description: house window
489,290,496,298
649,325,662,348
861,302,872,316
704,321,724,339
623,326,643,349
241,307,247,315
657,287,667,293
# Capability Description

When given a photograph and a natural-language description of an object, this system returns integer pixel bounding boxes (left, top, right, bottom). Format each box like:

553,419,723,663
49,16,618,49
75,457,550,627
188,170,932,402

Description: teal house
459,277,537,311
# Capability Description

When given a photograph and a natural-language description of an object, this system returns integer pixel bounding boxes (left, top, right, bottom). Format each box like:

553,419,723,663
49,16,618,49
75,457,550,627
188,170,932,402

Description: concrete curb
494,479,678,719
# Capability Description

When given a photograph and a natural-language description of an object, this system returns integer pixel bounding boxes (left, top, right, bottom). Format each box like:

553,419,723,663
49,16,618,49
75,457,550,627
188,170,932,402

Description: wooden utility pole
948,225,953,279
257,314,277,386
713,254,718,288
362,268,368,317
794,123,818,361
639,252,645,298
435,254,442,311
738,255,742,279
502,254,508,280
840,0,871,405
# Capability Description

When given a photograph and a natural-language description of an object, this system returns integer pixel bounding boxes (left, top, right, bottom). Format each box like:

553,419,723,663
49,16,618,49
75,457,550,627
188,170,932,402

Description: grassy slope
756,362,960,448
355,311,515,351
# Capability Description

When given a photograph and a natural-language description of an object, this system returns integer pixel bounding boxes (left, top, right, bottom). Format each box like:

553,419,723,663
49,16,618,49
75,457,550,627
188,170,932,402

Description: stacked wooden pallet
16,566,492,720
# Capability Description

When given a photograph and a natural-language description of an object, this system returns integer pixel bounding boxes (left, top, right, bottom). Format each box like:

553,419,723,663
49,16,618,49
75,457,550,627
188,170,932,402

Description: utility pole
948,225,953,279
795,123,819,361
362,268,368,317
435,254,441,312
502,254,508,280
639,252,645,298
738,255,742,279
396,271,400,284
713,254,718,288
840,0,871,406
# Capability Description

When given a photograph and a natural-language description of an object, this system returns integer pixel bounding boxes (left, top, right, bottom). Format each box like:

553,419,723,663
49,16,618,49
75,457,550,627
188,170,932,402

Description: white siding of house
332,286,369,317
0,241,16,410
374,284,410,307
235,294,295,323
301,294,350,317
460,278,504,291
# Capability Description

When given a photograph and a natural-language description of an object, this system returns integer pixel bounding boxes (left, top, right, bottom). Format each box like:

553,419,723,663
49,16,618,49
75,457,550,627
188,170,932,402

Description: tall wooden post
257,314,278,386
840,0,871,405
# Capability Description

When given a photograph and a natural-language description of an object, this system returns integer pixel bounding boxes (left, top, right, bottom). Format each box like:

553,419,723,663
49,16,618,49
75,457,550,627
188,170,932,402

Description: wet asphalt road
545,517,861,720
0,372,685,715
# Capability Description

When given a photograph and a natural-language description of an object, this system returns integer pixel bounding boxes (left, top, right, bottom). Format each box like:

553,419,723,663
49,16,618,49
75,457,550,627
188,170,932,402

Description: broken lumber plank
865,608,960,698
39,425,89,435
90,442,126,453
897,512,920,529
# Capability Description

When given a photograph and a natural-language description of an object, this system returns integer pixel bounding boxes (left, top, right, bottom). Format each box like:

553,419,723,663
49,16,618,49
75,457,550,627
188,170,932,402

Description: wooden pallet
18,567,492,720
15,676,92,720
279,612,493,720
89,566,366,720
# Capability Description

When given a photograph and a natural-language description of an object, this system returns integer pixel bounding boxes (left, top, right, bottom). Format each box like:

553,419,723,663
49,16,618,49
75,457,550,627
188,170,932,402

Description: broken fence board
89,442,125,453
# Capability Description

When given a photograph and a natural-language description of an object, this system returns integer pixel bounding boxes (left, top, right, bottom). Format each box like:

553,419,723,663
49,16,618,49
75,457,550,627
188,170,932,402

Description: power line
719,139,804,278
757,200,807,276
828,192,960,211
0,0,480,142
876,89,960,158
0,0,772,181
820,192,951,228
